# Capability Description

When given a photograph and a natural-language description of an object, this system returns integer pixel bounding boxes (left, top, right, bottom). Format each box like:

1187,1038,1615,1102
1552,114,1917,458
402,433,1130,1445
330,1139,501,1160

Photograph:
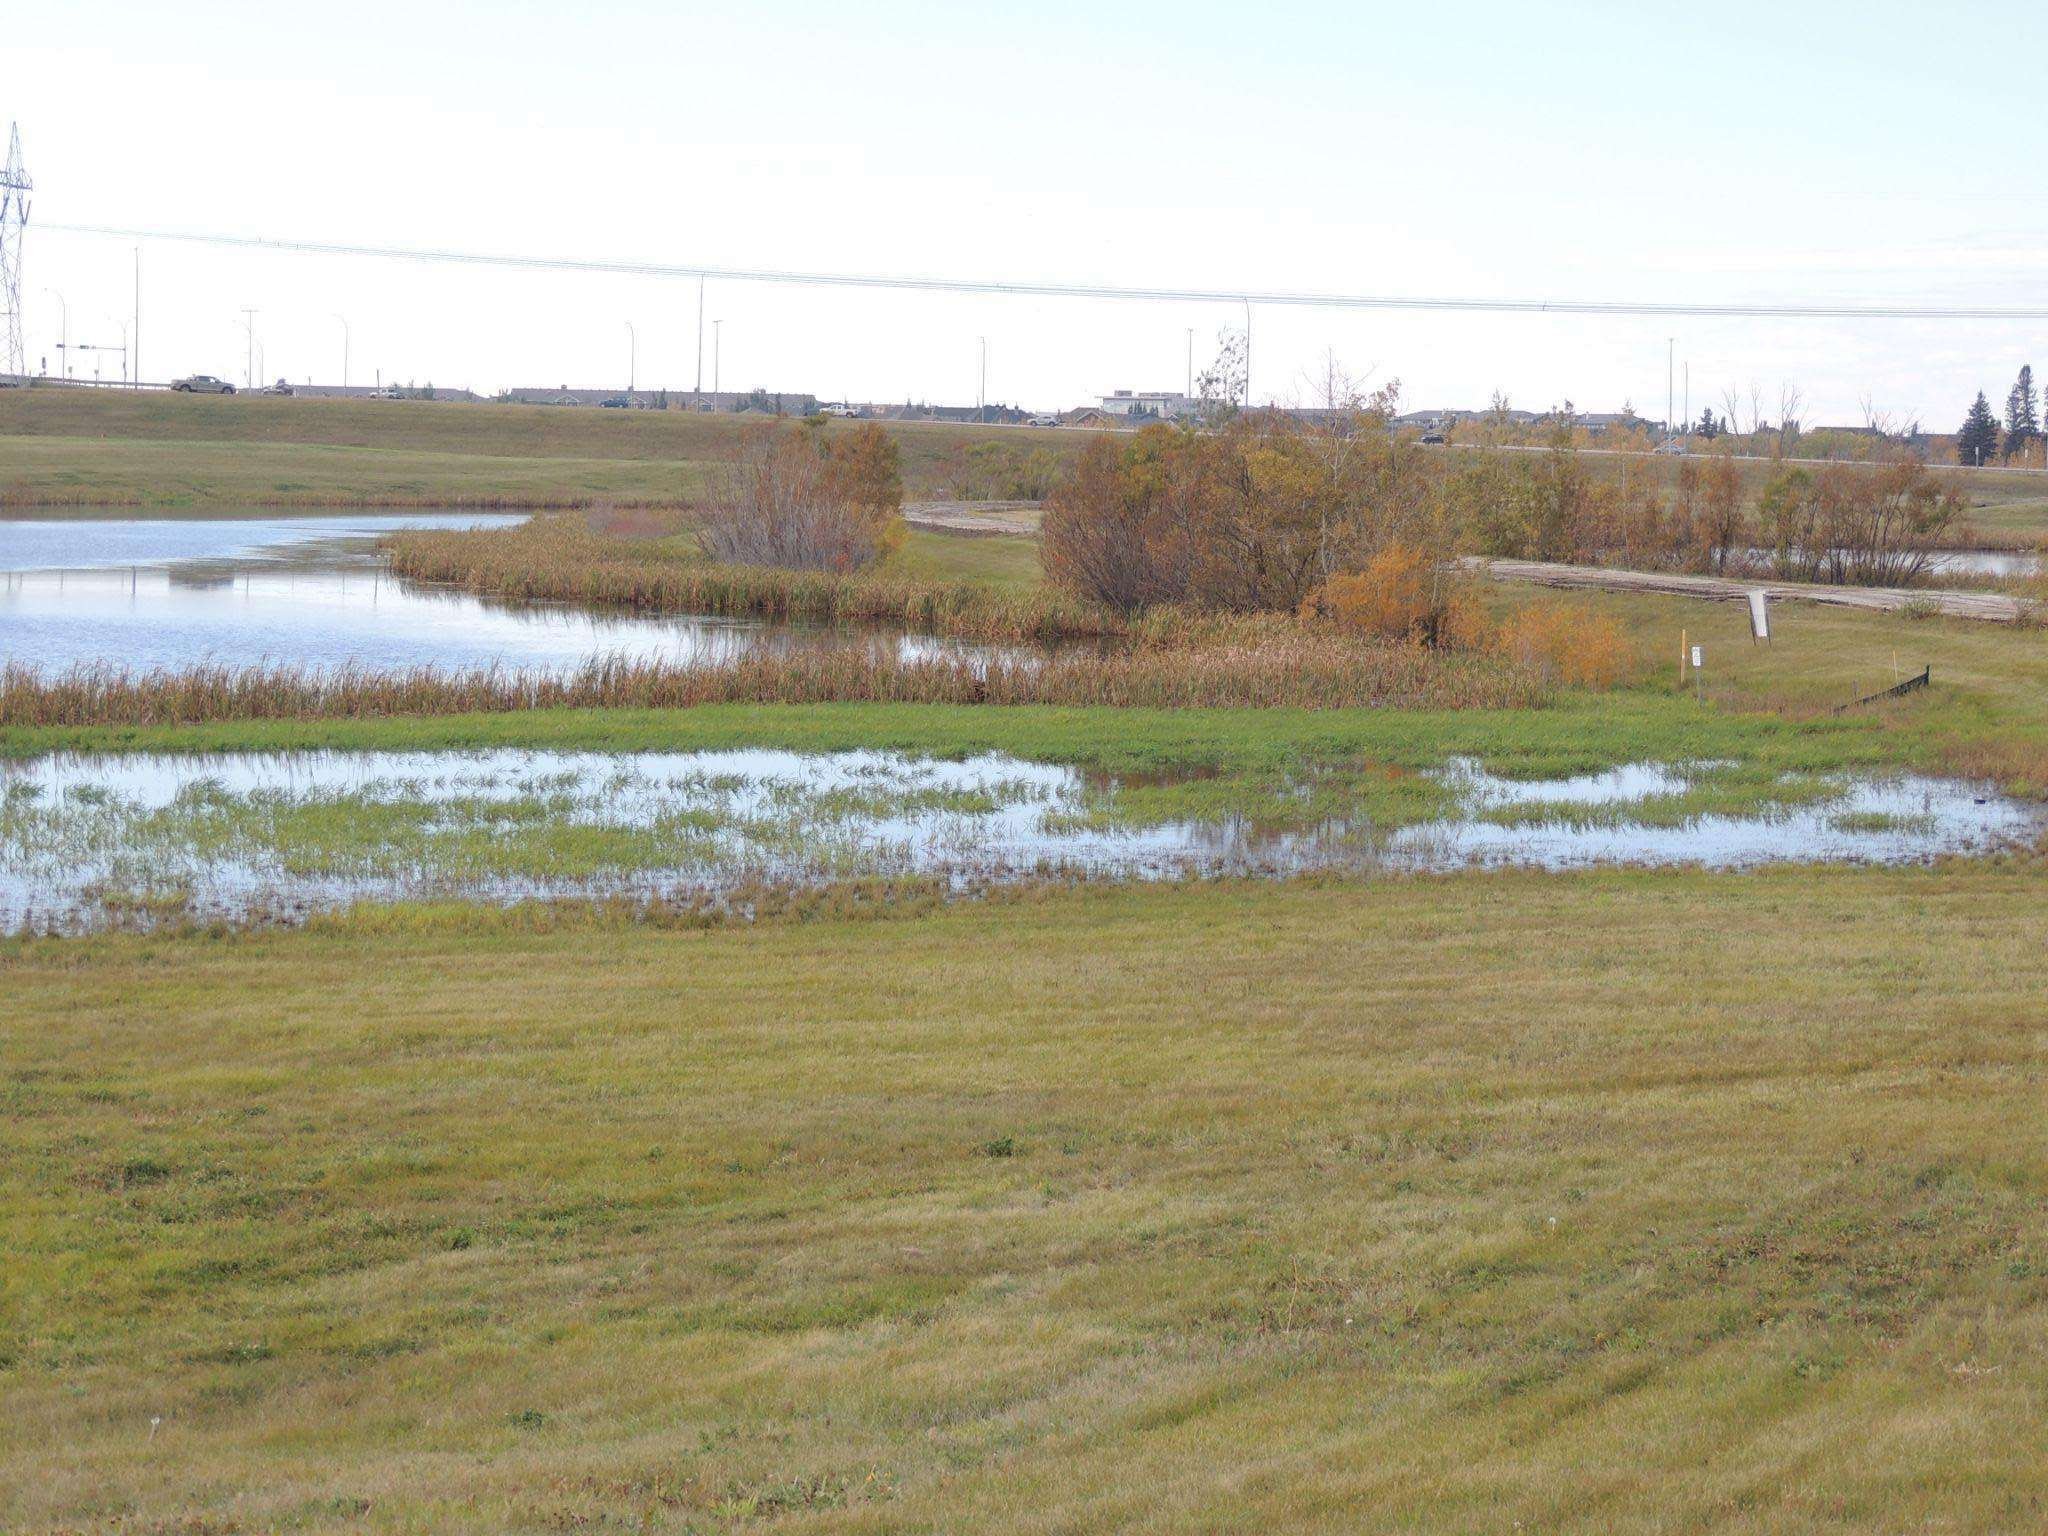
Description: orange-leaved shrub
1300,542,1489,649
1492,600,1638,688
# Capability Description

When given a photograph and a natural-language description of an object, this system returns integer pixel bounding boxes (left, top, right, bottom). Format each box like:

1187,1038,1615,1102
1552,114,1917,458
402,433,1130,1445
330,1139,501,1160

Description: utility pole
1236,296,1253,409
1683,362,1690,436
1667,338,1673,434
713,319,722,396
694,276,704,396
333,314,350,389
977,336,987,424
43,288,66,377
240,308,259,389
625,320,636,394
1186,327,1193,400
133,247,141,388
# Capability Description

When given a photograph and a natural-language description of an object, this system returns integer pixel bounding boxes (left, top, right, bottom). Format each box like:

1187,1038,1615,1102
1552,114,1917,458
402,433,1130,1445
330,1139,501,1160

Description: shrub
1492,600,1638,688
1301,543,1489,650
697,422,905,572
1042,399,1446,614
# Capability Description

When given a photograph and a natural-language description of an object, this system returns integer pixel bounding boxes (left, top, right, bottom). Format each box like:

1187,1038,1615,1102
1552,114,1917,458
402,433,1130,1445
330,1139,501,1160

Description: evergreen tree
2004,365,2039,460
1957,391,2002,465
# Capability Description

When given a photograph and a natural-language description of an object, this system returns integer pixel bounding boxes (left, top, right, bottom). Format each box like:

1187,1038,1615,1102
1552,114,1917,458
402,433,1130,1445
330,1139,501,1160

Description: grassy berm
5,867,2046,1534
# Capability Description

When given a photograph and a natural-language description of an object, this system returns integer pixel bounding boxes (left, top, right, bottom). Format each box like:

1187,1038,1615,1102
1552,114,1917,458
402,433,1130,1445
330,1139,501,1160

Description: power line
40,220,2048,322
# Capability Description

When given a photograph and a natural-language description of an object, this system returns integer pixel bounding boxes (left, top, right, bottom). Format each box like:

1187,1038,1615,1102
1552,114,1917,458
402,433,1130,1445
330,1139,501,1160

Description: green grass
1543,585,2048,794
885,529,1044,590
0,392,1089,508
0,433,707,507
5,867,2046,1532
0,695,1912,825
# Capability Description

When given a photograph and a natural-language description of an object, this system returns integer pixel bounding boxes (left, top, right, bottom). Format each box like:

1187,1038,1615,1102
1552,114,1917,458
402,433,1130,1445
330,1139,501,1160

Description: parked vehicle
1419,430,1446,445
254,379,294,397
171,374,235,395
368,388,401,401
599,396,631,409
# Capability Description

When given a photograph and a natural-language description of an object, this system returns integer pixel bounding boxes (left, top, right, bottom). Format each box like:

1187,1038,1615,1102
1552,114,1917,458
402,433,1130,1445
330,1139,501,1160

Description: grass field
6,868,2046,1533
0,391,1083,508
10,409,2048,1530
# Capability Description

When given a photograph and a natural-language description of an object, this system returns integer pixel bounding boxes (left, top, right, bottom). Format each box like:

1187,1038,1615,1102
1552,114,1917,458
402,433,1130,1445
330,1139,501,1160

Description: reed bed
1,639,1544,730
385,519,1120,643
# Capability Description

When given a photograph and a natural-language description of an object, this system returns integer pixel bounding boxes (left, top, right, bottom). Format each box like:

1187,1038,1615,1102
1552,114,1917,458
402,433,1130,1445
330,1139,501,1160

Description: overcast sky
13,1,2048,424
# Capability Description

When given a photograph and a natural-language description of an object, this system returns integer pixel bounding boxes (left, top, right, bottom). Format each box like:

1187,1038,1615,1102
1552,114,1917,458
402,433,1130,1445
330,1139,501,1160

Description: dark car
172,374,235,395
1420,430,1446,445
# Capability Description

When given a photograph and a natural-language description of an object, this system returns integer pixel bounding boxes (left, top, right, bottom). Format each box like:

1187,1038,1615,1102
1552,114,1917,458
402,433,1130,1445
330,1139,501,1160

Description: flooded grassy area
4,740,2036,932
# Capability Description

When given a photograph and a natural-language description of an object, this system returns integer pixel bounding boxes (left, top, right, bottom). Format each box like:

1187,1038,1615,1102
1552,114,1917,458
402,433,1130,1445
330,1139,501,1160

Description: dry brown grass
0,634,1545,729
386,517,1117,644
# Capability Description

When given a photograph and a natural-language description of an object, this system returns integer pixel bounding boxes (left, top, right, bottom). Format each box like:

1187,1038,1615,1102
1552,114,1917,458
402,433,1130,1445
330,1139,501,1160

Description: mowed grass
4,868,2046,1534
1534,584,2048,792
0,434,706,507
886,528,1043,591
0,392,1088,508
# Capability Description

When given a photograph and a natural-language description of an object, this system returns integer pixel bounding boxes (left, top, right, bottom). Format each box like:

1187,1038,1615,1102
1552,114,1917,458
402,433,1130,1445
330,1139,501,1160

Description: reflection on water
1927,549,2041,578
0,512,531,574
0,512,988,672
2,749,2037,933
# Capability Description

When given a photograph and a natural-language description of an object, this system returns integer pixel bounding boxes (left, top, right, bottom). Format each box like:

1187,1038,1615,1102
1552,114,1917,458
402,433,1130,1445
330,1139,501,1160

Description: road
1462,557,2031,624
903,500,1041,536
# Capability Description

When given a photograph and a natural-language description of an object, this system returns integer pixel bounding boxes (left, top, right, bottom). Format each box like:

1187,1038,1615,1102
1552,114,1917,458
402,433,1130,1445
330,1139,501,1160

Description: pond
1927,549,2040,579
0,512,977,673
2,748,2037,933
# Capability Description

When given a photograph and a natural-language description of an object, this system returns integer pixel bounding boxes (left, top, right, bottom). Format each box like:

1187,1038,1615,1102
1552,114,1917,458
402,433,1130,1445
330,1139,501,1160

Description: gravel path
1464,556,2032,624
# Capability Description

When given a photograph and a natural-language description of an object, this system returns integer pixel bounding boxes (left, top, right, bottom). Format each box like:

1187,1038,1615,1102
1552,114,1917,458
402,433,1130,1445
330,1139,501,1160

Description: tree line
1957,365,2040,465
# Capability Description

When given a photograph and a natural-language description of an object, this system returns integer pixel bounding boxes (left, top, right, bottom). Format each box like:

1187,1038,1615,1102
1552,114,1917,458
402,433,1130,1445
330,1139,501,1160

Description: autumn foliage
698,421,906,572
1299,542,1637,688
1042,403,1445,614
1302,542,1489,649
1492,601,1638,688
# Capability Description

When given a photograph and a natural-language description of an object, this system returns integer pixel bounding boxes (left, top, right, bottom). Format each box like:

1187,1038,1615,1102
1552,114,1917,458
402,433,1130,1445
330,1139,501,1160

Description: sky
11,0,2048,425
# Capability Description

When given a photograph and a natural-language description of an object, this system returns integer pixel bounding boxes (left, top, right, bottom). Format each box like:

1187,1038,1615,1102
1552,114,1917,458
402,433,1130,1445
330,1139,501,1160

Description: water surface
2,748,2035,933
0,512,977,672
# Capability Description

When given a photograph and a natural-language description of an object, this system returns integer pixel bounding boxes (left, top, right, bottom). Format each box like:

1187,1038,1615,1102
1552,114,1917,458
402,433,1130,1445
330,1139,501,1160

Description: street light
240,308,260,390
625,321,636,394
333,314,350,390
42,288,67,378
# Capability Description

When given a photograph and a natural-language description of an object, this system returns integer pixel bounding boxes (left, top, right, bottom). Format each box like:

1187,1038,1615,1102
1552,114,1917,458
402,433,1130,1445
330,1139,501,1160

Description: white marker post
1691,644,1704,702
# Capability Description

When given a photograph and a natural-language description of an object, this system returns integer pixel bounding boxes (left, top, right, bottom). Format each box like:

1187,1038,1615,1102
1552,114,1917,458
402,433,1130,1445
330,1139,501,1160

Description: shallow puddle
1,749,2037,933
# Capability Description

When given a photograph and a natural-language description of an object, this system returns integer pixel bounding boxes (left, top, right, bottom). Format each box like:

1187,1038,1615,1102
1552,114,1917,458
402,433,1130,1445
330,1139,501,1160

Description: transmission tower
0,122,29,378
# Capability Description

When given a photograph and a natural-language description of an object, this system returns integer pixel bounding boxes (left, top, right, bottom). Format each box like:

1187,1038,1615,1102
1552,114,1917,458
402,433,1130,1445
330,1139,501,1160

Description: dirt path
903,500,1041,536
1464,556,2032,624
